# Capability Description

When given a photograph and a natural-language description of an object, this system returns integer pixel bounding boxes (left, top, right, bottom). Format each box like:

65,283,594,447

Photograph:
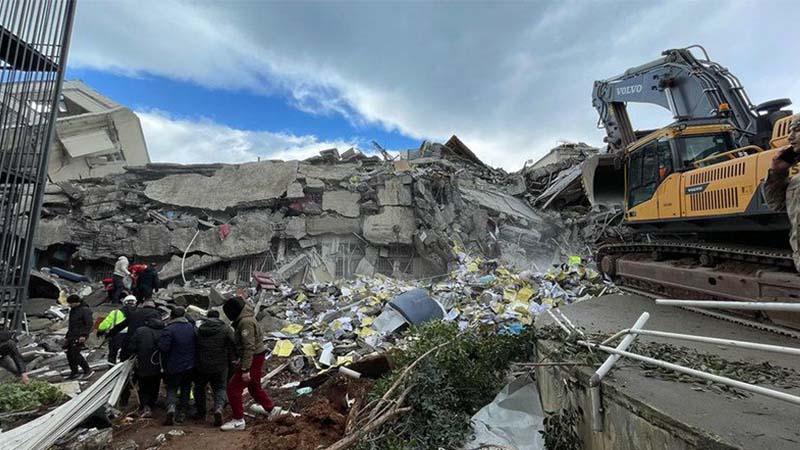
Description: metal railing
0,0,76,329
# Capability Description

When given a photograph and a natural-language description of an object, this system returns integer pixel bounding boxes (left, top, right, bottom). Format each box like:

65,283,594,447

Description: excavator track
597,240,800,331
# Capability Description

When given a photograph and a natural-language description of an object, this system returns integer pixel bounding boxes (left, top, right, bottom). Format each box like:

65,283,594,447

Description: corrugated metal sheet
0,361,132,450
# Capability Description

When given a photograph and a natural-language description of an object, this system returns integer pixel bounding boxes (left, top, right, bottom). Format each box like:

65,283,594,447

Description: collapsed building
33,138,593,289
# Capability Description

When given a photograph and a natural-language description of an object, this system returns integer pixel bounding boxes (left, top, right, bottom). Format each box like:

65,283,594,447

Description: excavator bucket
582,153,625,206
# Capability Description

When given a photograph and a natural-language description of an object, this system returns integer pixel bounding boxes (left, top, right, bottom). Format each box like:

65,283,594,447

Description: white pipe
181,229,200,285
590,312,649,387
546,309,572,336
618,328,800,357
656,299,800,312
580,341,800,407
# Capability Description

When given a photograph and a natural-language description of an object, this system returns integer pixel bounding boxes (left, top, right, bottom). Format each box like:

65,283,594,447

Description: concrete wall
48,107,149,182
535,342,738,450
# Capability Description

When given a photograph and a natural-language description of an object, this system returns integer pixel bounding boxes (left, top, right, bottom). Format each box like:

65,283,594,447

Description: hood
168,316,190,326
145,317,165,330
239,304,255,321
198,318,227,337
118,256,128,263
223,296,246,322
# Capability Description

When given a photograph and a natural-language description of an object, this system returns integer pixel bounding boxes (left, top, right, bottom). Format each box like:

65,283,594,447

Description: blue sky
67,0,800,169
66,67,419,152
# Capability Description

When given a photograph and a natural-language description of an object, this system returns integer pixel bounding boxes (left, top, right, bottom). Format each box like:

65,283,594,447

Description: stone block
378,177,412,206
322,191,361,218
306,215,361,236
363,206,415,245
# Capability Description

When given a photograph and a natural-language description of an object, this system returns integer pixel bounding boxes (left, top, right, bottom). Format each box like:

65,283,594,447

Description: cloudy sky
67,0,800,170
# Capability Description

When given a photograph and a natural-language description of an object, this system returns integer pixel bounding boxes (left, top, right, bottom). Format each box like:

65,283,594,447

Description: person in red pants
220,296,274,431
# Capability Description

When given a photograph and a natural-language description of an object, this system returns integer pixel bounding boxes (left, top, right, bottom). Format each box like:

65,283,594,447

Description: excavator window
676,134,734,168
628,139,670,208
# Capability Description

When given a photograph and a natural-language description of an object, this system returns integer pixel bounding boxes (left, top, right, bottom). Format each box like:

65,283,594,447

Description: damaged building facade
33,138,583,288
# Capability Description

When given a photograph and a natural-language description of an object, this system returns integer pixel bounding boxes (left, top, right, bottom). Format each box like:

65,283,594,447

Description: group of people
99,295,275,431
109,256,160,304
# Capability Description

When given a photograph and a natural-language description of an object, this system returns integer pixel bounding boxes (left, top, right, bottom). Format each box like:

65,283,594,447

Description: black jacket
158,317,196,375
66,302,93,339
0,331,25,375
135,267,160,299
195,318,236,374
129,318,165,377
113,305,162,360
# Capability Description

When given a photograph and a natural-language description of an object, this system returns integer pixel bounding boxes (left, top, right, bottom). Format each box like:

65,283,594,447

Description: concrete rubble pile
10,136,625,449
34,136,587,290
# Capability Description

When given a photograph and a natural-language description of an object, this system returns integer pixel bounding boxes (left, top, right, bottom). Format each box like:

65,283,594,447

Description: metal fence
0,0,76,329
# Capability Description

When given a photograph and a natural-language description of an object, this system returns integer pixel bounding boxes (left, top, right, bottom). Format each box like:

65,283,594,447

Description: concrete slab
536,294,800,450
144,160,298,210
363,206,415,245
322,190,361,218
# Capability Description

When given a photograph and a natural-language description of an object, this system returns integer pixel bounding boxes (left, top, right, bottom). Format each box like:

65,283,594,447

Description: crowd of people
0,256,278,432
99,295,275,431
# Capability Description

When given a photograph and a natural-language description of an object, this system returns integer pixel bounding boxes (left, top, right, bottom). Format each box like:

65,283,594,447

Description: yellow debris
272,340,294,357
281,324,304,335
301,343,317,357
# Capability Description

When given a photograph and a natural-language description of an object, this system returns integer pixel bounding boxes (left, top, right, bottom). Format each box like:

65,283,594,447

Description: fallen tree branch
325,406,413,450
363,340,452,422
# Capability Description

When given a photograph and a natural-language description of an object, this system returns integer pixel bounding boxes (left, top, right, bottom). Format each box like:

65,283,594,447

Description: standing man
110,297,163,407
112,256,130,304
158,306,196,425
135,263,160,302
220,296,274,431
763,114,800,271
0,328,29,383
128,316,165,418
194,310,236,426
64,294,93,379
97,294,137,365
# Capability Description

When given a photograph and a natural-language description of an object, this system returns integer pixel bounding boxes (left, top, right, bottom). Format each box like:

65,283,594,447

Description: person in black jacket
64,294,93,379
159,307,196,425
193,310,236,426
128,317,165,418
110,298,163,406
134,263,160,302
0,328,29,383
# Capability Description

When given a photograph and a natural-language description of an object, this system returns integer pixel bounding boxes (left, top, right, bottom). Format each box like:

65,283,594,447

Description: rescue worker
135,263,160,302
220,296,274,431
193,310,236,426
159,306,196,425
112,256,130,304
64,294,93,379
763,114,800,271
128,315,166,418
0,328,29,383
97,294,137,364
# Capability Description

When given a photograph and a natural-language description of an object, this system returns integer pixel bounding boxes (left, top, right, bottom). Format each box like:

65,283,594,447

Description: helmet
122,295,137,305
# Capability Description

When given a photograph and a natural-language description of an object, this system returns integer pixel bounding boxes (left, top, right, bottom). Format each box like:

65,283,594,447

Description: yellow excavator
585,46,800,330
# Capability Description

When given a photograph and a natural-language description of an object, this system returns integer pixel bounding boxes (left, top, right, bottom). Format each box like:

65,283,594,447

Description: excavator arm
592,46,790,153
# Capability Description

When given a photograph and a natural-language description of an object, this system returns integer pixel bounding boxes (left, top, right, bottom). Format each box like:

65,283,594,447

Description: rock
112,440,138,450
285,216,307,240
322,191,361,218
286,182,305,199
304,177,325,192
363,206,415,245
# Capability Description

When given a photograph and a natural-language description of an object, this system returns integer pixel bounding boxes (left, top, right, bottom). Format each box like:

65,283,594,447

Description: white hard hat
123,295,137,305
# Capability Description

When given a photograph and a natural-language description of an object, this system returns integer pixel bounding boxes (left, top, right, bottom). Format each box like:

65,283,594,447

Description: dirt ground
112,374,374,450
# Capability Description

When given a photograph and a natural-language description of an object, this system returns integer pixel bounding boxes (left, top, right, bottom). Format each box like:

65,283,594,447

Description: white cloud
71,1,800,170
137,111,353,164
